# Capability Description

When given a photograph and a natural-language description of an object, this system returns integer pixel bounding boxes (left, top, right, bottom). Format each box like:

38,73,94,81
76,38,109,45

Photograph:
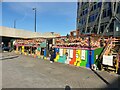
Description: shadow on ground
104,76,120,89
1,56,19,60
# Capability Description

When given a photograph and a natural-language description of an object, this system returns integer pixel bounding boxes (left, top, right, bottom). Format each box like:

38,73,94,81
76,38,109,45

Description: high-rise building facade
76,1,120,37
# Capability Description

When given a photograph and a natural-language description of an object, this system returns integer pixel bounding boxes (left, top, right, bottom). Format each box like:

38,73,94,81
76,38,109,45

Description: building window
82,28,85,33
83,10,85,15
98,2,102,8
88,18,90,22
83,18,86,24
108,2,111,8
78,19,80,23
80,13,82,16
109,23,114,32
87,27,90,33
82,19,83,24
94,12,98,19
117,6,120,14
94,4,97,10
107,8,112,16
91,6,93,11
85,9,88,14
102,9,107,18
82,8,88,15
116,27,119,31
81,18,86,25
105,24,107,29
93,12,98,21
89,14,94,22
79,19,82,25
100,25,104,33
91,27,95,33
81,2,84,5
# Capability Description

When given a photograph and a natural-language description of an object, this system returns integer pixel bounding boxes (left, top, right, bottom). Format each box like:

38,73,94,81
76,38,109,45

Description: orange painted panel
69,49,76,65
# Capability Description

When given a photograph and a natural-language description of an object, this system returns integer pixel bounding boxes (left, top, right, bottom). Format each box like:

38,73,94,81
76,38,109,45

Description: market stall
53,35,104,69
14,38,47,58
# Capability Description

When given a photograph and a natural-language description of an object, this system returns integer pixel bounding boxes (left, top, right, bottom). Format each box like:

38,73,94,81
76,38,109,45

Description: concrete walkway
2,52,120,88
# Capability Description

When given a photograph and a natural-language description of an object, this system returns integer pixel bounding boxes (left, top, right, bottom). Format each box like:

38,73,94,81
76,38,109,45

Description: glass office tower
76,1,120,37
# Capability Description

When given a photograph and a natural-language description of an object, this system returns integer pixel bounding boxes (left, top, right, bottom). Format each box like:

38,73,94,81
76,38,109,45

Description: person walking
50,50,55,63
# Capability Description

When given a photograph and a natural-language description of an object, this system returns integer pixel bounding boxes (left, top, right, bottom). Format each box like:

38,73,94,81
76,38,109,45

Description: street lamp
14,19,16,28
33,8,37,32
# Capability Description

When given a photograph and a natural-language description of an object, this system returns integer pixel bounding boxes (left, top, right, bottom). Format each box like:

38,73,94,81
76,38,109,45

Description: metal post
35,9,36,32
77,2,79,27
14,20,16,28
33,8,36,32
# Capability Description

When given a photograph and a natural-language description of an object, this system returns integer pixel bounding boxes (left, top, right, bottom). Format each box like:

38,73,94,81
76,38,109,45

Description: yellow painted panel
16,46,18,51
76,62,81,66
63,49,67,55
22,46,24,53
74,62,77,65
44,57,46,59
54,54,60,62
74,49,81,66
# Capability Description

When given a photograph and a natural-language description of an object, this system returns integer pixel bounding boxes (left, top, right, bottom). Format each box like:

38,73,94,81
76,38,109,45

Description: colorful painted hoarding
53,47,103,68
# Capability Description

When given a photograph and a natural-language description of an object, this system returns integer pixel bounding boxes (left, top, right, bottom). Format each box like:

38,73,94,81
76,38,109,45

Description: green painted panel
94,47,104,65
40,42,46,47
80,50,88,67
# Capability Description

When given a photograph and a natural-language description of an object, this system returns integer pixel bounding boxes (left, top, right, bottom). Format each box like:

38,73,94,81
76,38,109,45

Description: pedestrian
50,50,55,63
29,48,31,55
1,42,4,48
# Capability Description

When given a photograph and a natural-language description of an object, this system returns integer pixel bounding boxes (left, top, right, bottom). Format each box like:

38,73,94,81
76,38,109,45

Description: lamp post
14,19,16,28
33,8,37,32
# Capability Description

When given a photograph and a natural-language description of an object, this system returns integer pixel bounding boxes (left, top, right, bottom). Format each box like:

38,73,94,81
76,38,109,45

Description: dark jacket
50,51,56,61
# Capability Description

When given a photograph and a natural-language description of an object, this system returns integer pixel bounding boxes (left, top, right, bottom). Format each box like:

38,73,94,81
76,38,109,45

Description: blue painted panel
86,50,90,68
86,50,94,68
44,49,47,57
91,50,94,65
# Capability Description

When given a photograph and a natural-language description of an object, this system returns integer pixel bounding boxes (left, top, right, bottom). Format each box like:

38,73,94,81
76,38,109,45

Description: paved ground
1,52,120,89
